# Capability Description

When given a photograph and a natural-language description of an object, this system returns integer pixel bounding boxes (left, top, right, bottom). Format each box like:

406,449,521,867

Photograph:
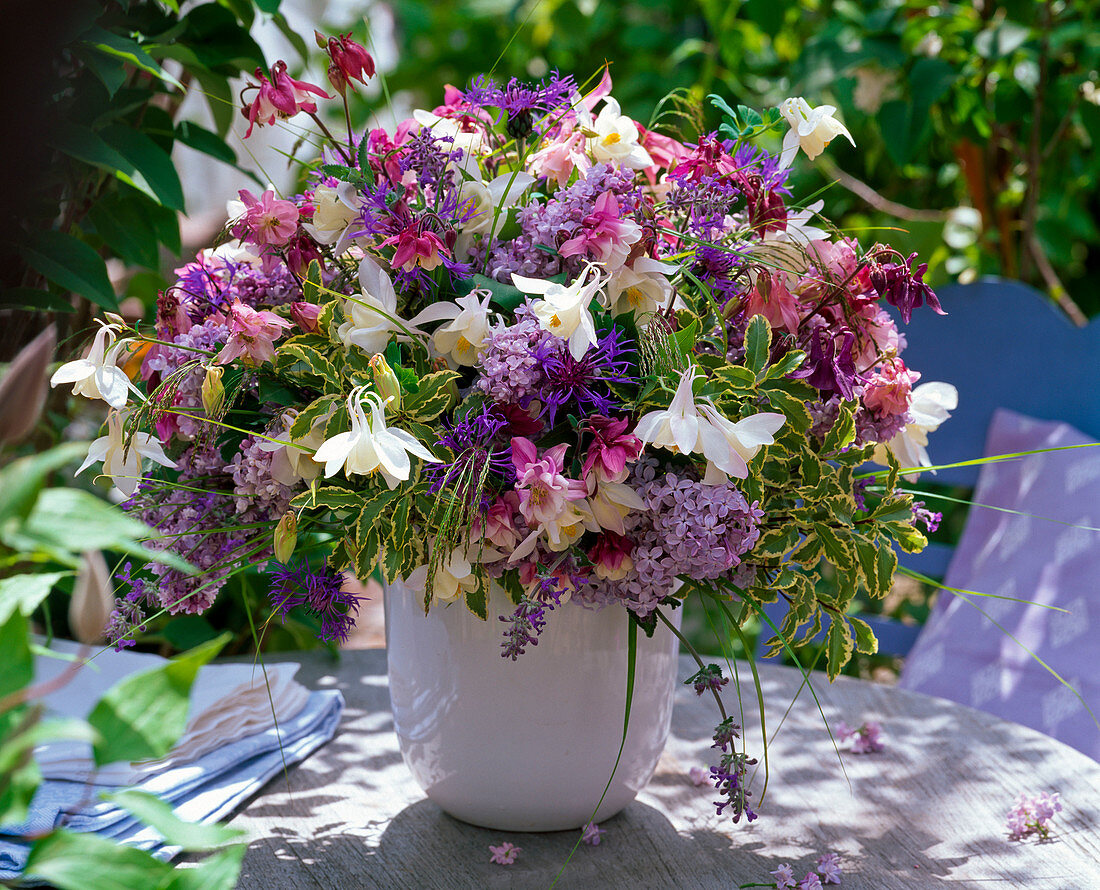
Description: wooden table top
224,649,1100,889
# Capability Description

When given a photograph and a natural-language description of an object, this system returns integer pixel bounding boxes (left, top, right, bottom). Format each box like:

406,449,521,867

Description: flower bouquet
55,41,956,830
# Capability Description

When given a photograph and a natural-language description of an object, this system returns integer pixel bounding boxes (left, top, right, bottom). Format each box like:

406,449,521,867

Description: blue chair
755,278,1100,660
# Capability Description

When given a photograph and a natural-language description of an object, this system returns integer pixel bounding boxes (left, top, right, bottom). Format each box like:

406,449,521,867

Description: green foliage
6,0,271,318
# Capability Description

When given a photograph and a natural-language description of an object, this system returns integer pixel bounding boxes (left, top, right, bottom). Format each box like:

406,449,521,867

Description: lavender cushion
899,409,1100,762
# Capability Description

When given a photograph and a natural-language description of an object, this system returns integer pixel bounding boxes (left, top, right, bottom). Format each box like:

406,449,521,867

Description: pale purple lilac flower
477,303,565,408
580,822,605,845
816,852,842,884
837,720,884,754
798,873,823,890
1006,791,1062,841
488,841,521,865
689,766,709,787
771,863,797,889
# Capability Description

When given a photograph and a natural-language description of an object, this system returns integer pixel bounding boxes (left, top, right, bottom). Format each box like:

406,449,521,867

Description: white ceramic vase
384,577,681,831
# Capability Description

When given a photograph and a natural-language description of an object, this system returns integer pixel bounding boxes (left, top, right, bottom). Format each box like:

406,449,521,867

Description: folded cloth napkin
33,639,311,786
0,643,344,884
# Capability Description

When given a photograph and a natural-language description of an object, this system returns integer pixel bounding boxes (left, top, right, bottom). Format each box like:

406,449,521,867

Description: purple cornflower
499,575,565,660
685,663,729,696
816,852,843,885
427,406,514,510
869,252,945,324
269,560,363,644
488,841,521,865
837,720,885,754
911,501,942,534
541,326,634,422
463,72,577,132
792,324,861,401
771,864,797,889
580,822,606,845
1006,791,1062,841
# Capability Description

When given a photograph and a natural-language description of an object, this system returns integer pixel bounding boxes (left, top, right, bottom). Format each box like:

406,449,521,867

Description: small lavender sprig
499,575,565,660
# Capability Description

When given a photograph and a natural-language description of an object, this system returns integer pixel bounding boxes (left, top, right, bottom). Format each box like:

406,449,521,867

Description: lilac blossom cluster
771,853,843,888
478,163,643,280
578,460,762,616
1006,791,1062,841
836,720,885,754
477,303,566,407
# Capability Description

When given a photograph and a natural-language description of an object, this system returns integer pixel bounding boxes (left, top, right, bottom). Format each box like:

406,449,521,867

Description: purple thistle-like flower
426,405,514,510
269,560,363,644
541,326,634,422
463,72,577,128
870,252,945,324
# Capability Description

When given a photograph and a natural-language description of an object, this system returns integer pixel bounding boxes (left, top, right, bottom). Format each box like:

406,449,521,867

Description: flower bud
314,29,328,50
201,365,225,416
290,301,322,333
69,551,113,644
274,511,297,564
369,354,402,412
327,62,348,97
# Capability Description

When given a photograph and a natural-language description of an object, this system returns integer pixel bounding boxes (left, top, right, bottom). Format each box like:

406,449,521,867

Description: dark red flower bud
326,33,375,89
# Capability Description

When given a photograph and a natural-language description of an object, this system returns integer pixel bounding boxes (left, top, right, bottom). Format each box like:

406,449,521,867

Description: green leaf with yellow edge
813,522,852,566
302,259,322,303
289,394,342,440
402,370,460,421
820,401,857,454
826,616,854,681
849,615,879,655
289,484,361,511
853,534,880,594
877,544,899,590
751,526,800,560
464,580,488,620
761,386,812,433
743,314,772,376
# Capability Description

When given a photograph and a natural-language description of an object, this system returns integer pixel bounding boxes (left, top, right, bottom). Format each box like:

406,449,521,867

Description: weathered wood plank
210,651,1100,889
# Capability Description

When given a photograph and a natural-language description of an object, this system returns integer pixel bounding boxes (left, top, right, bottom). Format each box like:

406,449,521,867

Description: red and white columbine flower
216,300,293,367
559,190,642,270
242,61,329,138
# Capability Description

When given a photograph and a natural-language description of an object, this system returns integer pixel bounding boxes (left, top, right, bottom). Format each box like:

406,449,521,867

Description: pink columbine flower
528,130,591,187
559,191,642,270
216,300,293,366
771,864,797,890
243,61,329,137
582,415,643,484
511,437,585,528
233,189,300,247
290,302,322,333
689,766,709,787
745,271,804,334
484,493,522,551
381,222,449,272
863,357,920,417
588,531,634,581
488,841,521,865
816,852,842,885
581,822,606,845
837,720,885,754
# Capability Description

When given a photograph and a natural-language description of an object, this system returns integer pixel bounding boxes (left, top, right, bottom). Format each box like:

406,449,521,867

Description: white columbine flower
257,409,328,485
634,366,786,481
604,257,677,318
512,265,604,360
303,182,362,254
50,321,134,409
587,478,646,535
777,97,855,169
338,256,405,354
874,381,958,480
588,97,654,170
77,409,175,497
410,289,494,367
313,388,440,488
